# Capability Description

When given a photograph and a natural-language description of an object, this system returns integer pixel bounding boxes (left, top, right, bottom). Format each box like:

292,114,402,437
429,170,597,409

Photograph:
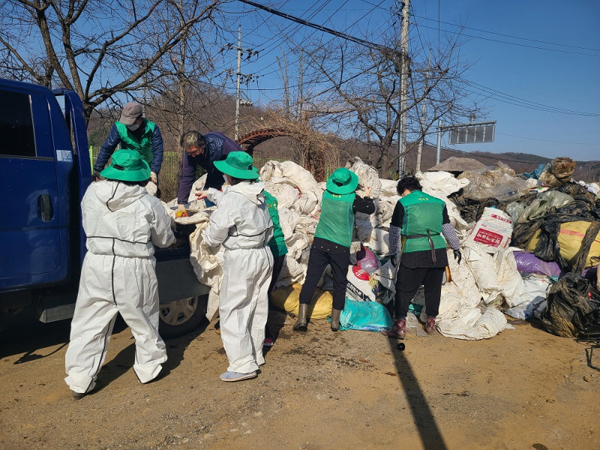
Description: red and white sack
467,207,513,250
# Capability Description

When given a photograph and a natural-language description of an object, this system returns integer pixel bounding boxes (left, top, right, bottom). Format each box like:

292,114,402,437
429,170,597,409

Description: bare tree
248,104,340,182
147,0,227,138
0,0,218,122
294,26,483,174
247,49,340,181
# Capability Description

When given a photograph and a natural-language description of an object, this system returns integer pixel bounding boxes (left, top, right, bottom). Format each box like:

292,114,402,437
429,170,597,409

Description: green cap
326,167,359,194
214,151,259,180
100,149,151,182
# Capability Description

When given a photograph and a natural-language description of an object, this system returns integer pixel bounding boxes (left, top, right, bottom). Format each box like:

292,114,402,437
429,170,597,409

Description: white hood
225,181,266,205
203,181,273,250
93,180,148,211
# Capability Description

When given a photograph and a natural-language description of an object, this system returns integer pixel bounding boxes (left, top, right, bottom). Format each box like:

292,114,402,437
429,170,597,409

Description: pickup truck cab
0,78,207,338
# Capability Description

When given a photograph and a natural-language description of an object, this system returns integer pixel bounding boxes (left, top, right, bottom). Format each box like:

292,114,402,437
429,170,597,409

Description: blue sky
219,0,600,161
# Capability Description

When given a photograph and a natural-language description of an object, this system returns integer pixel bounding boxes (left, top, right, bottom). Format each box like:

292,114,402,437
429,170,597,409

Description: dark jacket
177,131,243,204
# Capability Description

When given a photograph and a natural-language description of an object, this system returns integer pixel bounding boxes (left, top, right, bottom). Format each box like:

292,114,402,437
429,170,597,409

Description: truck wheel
159,295,207,339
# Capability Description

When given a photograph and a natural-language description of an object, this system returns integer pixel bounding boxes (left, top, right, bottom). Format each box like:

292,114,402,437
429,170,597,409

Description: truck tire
159,294,207,339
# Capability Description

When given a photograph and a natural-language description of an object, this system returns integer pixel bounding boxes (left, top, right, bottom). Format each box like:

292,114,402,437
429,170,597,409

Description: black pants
268,255,286,295
395,265,445,319
299,246,350,310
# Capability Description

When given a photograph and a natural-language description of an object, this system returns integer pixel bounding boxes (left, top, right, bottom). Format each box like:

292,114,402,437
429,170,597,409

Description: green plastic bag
337,298,393,332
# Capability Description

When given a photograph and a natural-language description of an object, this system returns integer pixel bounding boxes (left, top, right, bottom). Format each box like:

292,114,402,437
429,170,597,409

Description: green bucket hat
326,167,359,195
100,149,151,182
214,151,259,180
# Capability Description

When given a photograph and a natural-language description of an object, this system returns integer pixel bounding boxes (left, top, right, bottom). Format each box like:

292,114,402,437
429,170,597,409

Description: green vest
115,120,156,165
314,191,356,248
263,191,288,258
399,190,446,253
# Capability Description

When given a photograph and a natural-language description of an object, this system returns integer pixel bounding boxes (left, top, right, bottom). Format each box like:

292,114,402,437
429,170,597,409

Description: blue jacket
94,121,164,174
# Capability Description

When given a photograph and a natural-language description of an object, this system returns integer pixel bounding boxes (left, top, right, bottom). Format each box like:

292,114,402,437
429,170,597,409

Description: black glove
453,249,462,265
92,170,101,182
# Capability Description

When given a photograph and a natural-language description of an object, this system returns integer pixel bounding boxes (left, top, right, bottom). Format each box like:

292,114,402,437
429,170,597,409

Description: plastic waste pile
163,155,599,340
448,157,600,339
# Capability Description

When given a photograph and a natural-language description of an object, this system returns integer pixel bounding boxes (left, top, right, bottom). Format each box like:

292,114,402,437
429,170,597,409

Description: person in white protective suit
197,151,274,382
65,150,175,399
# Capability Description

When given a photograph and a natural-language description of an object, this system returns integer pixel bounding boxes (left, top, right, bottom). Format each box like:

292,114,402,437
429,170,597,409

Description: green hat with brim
214,151,259,180
326,167,359,195
100,149,151,182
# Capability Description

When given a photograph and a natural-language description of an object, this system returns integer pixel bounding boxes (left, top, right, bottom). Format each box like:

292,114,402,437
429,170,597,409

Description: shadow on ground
385,328,448,449
94,317,210,393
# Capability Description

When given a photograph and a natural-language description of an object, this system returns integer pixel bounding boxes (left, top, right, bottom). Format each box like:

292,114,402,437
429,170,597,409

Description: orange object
176,210,188,218
445,266,452,283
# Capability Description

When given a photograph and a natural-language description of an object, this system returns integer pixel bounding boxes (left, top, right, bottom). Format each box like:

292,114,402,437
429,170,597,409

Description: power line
463,80,600,116
237,0,395,54
253,0,335,55
413,14,600,53
225,0,393,101
245,0,340,78
415,22,600,58
214,0,342,92
246,0,391,83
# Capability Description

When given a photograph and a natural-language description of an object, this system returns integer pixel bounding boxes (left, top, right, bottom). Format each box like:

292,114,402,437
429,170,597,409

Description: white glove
145,181,158,196
150,172,158,184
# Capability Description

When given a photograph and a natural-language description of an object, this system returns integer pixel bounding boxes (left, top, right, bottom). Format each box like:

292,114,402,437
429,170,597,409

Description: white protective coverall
65,180,175,394
203,181,274,373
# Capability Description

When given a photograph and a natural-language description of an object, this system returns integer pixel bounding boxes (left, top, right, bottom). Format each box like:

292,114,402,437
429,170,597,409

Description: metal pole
234,25,242,140
141,58,149,116
436,119,442,165
397,0,410,177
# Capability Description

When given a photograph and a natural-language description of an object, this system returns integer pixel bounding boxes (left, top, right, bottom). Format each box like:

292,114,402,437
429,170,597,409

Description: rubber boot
293,303,308,331
330,309,342,332
381,319,406,339
425,316,436,335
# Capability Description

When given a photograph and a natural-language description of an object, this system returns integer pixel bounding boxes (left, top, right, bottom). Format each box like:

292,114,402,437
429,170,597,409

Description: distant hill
400,144,599,183
469,150,599,183
252,137,600,182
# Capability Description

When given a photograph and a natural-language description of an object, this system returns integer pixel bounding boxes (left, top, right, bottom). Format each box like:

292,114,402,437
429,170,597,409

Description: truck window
0,89,36,157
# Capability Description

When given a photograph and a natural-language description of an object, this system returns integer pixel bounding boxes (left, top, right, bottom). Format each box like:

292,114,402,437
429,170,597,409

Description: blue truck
0,78,207,338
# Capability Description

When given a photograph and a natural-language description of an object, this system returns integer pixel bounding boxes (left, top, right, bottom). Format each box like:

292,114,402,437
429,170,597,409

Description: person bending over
293,168,375,332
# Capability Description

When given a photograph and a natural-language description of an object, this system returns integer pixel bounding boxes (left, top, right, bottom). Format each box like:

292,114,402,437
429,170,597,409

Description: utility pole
276,53,290,118
297,51,304,120
226,25,256,140
234,26,242,140
140,58,149,115
397,0,410,177
416,50,431,173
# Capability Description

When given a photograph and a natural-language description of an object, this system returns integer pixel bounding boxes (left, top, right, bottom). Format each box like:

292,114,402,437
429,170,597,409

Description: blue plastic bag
336,298,393,332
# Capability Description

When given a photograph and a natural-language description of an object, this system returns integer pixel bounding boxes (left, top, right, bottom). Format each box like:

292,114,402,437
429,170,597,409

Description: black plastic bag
541,273,598,338
511,182,600,271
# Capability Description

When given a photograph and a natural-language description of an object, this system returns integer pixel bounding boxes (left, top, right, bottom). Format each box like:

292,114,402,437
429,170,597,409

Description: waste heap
164,155,600,341
446,156,600,339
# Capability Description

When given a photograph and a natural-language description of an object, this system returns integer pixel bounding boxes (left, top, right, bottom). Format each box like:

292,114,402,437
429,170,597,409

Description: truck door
0,83,67,290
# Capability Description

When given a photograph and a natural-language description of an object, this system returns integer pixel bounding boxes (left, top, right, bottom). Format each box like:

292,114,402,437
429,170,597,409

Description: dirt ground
1,308,599,450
